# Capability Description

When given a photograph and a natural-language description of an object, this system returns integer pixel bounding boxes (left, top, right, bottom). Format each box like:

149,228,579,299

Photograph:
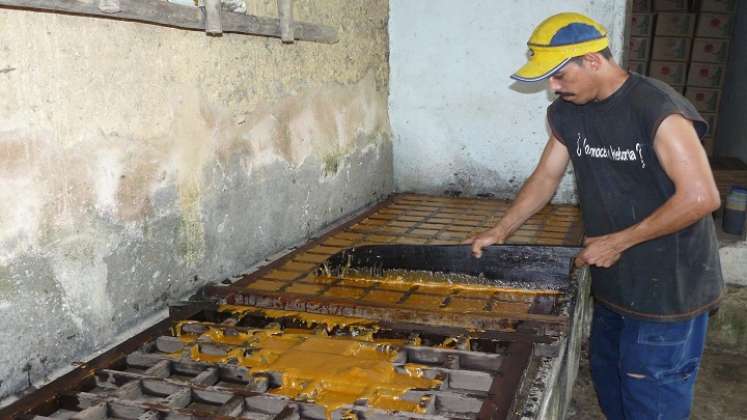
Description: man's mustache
555,92,574,97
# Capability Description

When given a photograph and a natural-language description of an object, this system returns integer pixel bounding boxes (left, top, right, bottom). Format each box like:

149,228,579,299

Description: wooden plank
243,394,292,416
143,360,171,378
204,0,222,34
85,397,146,419
191,367,219,386
403,390,483,414
163,388,191,408
429,367,493,392
217,395,245,416
277,0,293,43
74,392,243,420
137,412,160,420
0,0,337,43
70,402,107,420
405,346,503,372
124,352,269,392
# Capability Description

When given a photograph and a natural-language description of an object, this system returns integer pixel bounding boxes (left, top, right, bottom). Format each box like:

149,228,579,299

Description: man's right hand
463,227,506,258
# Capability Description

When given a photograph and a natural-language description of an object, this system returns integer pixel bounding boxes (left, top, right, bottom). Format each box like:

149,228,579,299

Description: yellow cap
512,13,609,82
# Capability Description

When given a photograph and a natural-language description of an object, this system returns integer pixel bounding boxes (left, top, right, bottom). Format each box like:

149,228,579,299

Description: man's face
548,60,596,104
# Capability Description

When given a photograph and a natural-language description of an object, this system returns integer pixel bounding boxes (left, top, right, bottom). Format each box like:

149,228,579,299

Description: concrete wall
389,0,628,202
714,0,747,161
0,0,391,401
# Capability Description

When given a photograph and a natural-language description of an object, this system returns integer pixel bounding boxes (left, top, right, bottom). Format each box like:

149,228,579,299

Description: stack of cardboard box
628,0,736,155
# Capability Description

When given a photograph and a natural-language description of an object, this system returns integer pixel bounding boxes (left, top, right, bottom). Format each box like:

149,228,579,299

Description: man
466,12,724,420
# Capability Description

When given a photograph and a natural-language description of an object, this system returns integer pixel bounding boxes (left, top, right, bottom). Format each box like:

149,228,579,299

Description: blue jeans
590,303,708,420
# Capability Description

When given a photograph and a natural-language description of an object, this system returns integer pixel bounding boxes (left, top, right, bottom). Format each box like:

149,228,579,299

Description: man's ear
583,52,603,71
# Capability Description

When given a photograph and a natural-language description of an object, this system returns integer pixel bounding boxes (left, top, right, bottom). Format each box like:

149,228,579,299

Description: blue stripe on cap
550,23,603,46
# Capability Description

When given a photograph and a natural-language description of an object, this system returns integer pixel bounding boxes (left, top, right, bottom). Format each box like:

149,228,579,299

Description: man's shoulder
628,73,682,104
627,73,707,139
630,74,702,116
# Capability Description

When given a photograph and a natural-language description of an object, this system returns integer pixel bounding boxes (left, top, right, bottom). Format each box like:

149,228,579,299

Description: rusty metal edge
196,302,559,345
205,285,569,331
0,1,338,44
477,340,533,420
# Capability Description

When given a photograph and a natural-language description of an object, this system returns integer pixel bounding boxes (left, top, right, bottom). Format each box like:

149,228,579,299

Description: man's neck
594,66,630,102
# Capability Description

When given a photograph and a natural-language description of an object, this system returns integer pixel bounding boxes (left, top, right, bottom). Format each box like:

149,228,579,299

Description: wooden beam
277,0,293,43
203,0,222,35
0,0,337,43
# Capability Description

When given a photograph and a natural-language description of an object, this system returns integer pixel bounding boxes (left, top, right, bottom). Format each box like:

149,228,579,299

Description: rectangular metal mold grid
0,194,585,420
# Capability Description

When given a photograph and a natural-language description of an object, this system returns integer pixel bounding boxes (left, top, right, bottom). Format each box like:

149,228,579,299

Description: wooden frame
0,0,337,43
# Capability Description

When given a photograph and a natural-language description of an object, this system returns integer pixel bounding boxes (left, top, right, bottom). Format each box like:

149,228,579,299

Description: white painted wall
389,0,628,203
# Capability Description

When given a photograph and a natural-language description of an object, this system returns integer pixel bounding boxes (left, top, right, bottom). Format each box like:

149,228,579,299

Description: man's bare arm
577,114,721,267
465,134,570,257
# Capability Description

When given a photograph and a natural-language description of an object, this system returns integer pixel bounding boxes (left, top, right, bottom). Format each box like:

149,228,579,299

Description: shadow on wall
508,48,558,101
509,81,558,103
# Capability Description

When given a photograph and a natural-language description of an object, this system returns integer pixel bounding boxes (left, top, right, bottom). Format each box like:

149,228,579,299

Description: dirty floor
567,342,747,419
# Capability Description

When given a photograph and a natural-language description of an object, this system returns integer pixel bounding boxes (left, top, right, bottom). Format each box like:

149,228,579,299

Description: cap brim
511,56,571,82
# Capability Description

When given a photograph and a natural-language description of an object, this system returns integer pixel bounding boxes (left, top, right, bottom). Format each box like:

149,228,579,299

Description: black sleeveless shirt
547,72,723,321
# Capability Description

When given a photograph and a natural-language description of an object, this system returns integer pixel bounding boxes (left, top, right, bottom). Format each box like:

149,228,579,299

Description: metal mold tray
321,244,581,290
0,196,588,420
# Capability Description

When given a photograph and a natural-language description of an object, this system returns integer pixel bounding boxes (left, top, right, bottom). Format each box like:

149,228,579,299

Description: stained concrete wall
389,0,628,202
0,0,391,401
714,0,747,161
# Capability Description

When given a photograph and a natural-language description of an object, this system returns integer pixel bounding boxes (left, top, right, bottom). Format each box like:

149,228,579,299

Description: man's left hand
575,234,625,268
